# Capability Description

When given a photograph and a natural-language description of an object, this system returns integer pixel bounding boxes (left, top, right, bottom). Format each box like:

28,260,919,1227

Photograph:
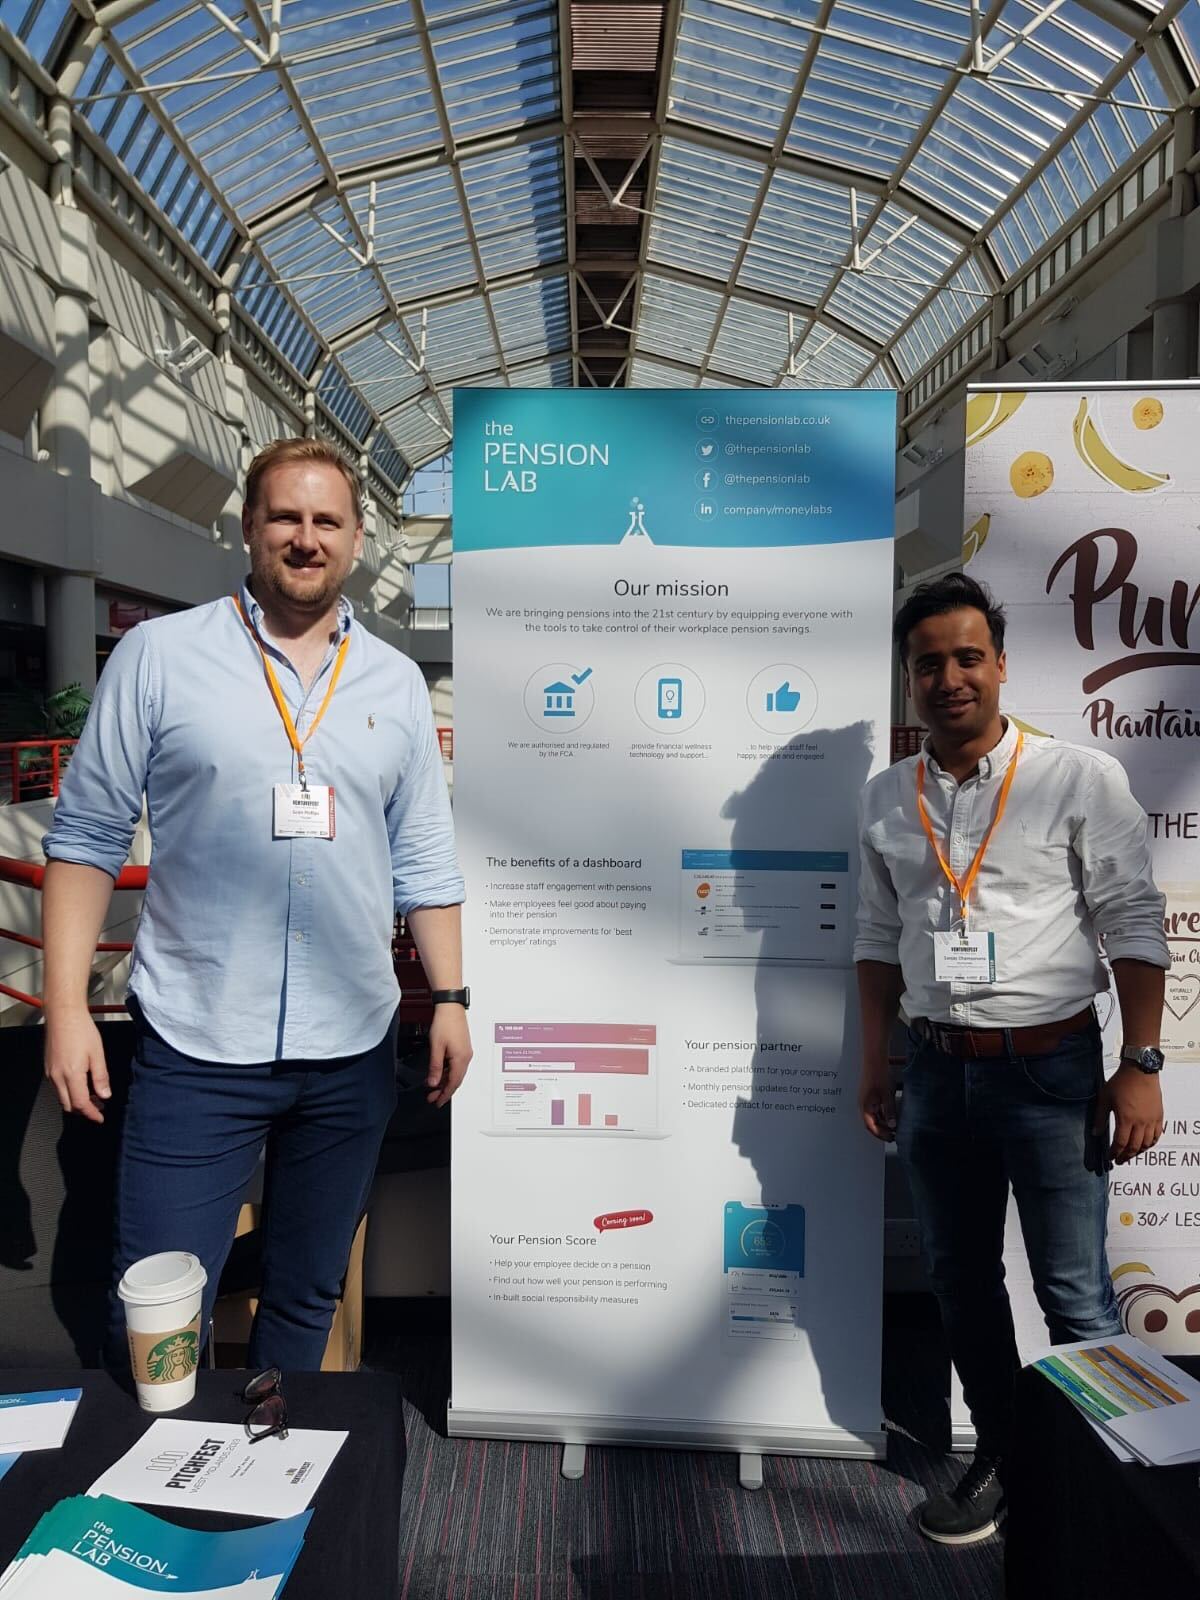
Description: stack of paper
0,1390,81,1455
0,1494,311,1598
1030,1333,1200,1466
0,1388,83,1484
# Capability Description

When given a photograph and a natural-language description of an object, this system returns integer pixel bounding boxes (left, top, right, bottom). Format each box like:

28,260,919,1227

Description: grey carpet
364,1295,1003,1600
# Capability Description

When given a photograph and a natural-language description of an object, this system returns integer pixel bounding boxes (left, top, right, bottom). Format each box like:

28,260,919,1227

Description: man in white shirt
855,573,1167,1545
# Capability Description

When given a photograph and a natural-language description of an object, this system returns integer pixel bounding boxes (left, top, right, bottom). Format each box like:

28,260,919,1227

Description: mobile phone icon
657,677,683,719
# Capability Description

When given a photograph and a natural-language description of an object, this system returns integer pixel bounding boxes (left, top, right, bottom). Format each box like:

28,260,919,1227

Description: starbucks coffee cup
118,1252,207,1413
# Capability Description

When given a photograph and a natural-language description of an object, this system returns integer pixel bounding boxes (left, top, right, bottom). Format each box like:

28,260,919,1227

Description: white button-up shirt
853,719,1168,1026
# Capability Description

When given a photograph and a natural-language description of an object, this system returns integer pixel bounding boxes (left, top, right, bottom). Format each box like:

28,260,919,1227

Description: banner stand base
448,1404,887,1463
738,1453,763,1491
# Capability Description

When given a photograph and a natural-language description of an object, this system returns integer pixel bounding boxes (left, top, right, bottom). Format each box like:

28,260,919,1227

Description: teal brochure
0,1495,310,1596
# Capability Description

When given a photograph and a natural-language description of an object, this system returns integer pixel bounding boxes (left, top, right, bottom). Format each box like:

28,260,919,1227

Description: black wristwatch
1120,1044,1164,1075
431,987,470,1010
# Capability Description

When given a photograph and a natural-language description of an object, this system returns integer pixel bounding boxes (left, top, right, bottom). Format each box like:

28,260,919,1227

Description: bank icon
543,680,577,718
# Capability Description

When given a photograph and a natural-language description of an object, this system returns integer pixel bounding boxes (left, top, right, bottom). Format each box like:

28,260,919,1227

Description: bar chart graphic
492,1022,659,1136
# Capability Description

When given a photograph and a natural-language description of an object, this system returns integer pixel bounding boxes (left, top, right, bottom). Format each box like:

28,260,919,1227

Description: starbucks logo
147,1330,198,1383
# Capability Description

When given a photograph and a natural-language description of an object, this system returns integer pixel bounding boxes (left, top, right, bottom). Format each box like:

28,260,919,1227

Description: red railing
1,858,434,1027
890,725,926,763
1,740,78,803
0,856,147,1014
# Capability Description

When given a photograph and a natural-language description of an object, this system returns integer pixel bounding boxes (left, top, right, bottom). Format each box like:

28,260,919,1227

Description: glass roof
0,0,1193,476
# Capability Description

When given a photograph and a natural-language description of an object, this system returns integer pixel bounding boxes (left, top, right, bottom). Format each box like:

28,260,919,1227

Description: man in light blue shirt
41,437,471,1369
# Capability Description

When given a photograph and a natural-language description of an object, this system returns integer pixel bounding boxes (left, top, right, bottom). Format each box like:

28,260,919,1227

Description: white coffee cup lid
118,1251,207,1307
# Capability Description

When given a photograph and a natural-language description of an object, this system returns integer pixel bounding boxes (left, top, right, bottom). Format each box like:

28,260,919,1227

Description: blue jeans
897,1019,1121,1462
107,1001,398,1371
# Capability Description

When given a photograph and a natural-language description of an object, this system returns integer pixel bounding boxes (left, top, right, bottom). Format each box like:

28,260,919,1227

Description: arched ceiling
0,0,1194,476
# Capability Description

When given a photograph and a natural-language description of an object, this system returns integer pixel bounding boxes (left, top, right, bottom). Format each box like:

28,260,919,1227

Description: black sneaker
917,1456,1004,1546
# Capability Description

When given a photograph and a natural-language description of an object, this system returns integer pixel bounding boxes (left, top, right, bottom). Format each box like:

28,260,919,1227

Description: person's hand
44,1008,110,1123
859,1064,897,1142
426,1004,473,1107
1095,1063,1164,1164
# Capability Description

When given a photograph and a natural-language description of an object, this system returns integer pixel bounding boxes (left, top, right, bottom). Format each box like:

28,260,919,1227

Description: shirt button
952,1004,964,1015
293,931,304,943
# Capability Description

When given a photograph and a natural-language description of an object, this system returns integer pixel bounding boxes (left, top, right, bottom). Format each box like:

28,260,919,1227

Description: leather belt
914,1006,1095,1060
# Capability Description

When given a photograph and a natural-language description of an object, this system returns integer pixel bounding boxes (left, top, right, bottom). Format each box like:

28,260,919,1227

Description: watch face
1144,1048,1165,1072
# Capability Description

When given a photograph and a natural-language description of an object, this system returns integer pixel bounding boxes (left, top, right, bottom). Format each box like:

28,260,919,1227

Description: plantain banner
963,381,1200,1361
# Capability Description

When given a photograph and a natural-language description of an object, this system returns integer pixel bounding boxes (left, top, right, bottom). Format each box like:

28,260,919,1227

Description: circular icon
697,411,717,428
694,498,718,522
523,662,596,735
695,882,711,900
634,662,707,735
695,468,719,491
747,663,818,738
696,438,718,462
740,1218,786,1259
1120,1212,1135,1227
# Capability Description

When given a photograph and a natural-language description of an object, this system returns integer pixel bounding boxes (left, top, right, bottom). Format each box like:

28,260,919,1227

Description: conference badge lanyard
917,732,1022,985
233,595,348,840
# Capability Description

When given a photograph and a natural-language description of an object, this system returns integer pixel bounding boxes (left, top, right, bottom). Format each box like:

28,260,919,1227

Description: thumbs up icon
766,682,802,713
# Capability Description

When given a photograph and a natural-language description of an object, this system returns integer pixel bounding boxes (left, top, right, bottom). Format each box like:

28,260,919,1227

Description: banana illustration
1073,397,1169,492
1132,396,1163,430
965,390,1025,448
1010,451,1053,498
962,512,990,565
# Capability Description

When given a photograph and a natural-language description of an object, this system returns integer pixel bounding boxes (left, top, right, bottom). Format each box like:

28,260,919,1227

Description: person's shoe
916,1455,1004,1546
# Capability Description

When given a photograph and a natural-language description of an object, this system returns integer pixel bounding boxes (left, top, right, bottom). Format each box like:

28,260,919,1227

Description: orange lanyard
916,733,1022,928
233,595,350,789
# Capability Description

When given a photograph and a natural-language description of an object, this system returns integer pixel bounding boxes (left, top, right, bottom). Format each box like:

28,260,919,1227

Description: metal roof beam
328,261,572,354
863,38,1157,387
408,0,509,386
696,0,835,385
558,0,579,387
661,119,994,268
246,118,568,238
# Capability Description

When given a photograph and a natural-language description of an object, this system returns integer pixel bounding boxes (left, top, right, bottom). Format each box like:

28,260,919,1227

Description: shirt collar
923,716,1016,783
238,580,354,640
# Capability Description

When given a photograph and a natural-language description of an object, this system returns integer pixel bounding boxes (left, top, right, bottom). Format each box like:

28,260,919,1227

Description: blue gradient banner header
453,388,896,551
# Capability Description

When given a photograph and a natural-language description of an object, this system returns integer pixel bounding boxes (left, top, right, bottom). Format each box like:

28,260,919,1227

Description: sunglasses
241,1368,288,1443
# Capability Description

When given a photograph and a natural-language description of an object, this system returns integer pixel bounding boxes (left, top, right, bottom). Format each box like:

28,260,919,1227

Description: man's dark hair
893,573,1006,663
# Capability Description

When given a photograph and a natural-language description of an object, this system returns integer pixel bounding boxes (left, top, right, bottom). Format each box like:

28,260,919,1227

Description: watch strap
431,987,470,1009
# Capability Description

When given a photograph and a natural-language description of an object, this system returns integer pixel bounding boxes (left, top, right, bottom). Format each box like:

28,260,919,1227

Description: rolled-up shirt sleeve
854,791,902,966
42,626,155,879
386,675,464,915
1074,756,1169,968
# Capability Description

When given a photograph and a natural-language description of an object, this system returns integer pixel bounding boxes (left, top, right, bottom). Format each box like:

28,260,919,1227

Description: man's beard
254,554,346,615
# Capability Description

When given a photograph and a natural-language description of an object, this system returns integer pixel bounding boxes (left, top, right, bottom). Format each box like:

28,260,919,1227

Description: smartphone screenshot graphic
723,1201,806,1341
657,677,683,719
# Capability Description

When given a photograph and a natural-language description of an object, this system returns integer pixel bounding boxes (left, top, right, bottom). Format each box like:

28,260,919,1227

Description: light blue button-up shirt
44,584,464,1062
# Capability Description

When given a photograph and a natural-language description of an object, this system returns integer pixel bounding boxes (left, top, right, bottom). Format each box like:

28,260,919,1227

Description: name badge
273,783,335,839
933,929,995,984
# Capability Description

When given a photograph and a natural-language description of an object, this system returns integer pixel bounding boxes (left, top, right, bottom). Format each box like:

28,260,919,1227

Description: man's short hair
894,573,1006,663
244,438,363,525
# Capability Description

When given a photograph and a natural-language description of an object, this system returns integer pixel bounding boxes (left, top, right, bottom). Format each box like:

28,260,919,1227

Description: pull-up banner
965,382,1200,1362
450,389,895,1456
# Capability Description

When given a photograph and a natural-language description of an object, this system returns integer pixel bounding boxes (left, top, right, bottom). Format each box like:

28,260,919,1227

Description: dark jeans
897,1019,1121,1463
107,1003,398,1371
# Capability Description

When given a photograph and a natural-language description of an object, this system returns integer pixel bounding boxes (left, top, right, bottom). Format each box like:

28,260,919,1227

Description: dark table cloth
0,1368,404,1597
1005,1352,1200,1599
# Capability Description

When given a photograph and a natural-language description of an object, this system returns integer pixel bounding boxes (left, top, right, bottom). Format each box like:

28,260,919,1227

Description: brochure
1029,1333,1200,1466
0,1494,310,1597
88,1419,347,1520
0,1389,81,1454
